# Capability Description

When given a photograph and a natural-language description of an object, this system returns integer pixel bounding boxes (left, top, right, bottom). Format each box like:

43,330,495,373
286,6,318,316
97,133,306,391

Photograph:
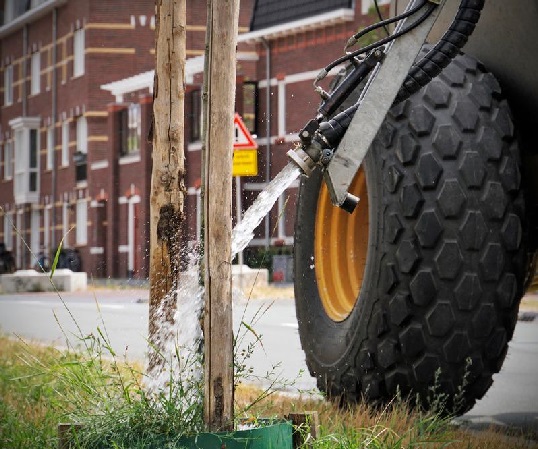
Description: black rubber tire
294,51,528,414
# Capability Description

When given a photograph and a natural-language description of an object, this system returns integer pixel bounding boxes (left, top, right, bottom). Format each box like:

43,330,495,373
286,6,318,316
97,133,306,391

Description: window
3,211,13,251
62,201,70,248
46,126,54,170
75,116,87,181
3,140,13,179
190,89,201,142
61,120,69,166
29,129,39,192
120,104,141,156
44,205,51,252
76,116,87,154
242,82,258,135
73,28,85,77
76,199,87,245
31,208,40,256
10,116,40,205
31,51,40,95
4,65,13,106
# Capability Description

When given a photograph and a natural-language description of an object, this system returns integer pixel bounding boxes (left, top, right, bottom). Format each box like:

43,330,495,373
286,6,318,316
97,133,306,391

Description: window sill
119,153,141,165
76,181,88,189
188,141,202,151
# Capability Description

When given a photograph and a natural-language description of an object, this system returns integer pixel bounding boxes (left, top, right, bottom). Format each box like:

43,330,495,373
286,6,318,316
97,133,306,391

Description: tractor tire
294,50,529,414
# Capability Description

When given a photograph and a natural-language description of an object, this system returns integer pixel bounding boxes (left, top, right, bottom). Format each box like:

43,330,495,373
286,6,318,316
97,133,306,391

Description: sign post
232,114,258,268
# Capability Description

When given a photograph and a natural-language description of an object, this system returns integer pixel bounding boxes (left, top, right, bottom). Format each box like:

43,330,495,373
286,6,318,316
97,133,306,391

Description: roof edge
0,0,68,40
238,8,355,43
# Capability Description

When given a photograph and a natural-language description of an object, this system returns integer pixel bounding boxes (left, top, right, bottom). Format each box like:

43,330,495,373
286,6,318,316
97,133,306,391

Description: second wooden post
203,0,240,432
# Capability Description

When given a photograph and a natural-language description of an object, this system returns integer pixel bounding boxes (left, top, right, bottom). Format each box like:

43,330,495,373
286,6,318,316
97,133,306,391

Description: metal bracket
323,0,451,208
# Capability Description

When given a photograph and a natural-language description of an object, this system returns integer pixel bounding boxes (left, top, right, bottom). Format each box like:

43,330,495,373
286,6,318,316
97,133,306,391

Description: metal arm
287,0,451,212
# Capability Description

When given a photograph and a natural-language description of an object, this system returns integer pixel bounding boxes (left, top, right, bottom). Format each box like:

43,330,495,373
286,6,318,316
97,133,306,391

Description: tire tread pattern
294,50,528,414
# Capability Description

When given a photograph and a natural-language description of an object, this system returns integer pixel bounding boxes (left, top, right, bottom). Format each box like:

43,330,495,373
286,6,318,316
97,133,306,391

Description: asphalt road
0,289,537,432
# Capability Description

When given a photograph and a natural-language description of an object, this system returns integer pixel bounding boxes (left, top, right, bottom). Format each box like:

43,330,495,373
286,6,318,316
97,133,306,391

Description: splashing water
145,254,204,411
232,162,301,257
145,160,302,411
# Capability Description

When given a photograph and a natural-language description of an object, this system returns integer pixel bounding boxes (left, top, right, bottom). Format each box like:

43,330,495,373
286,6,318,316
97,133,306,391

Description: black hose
314,0,486,152
394,0,485,103
346,0,427,49
324,2,436,74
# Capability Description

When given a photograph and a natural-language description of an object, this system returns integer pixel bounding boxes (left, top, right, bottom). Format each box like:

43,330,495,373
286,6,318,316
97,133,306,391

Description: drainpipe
260,37,271,249
22,25,28,116
22,25,28,268
51,8,58,248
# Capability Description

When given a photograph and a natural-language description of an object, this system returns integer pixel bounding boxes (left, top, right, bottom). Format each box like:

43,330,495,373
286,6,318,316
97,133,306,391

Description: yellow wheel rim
314,168,369,321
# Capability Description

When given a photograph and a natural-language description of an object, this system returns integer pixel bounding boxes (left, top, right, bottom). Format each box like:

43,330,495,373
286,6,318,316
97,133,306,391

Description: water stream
232,162,301,257
145,161,302,407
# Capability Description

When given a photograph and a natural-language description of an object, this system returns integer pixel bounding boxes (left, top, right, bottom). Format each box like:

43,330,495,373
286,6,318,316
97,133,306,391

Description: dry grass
2,336,538,448
235,384,538,449
239,283,295,300
520,293,538,312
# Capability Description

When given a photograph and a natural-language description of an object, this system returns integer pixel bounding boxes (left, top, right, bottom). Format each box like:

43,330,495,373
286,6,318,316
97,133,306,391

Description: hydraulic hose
394,0,485,103
294,0,487,180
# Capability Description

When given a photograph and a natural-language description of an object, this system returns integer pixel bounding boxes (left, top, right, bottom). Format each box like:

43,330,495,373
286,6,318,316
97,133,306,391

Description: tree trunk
148,0,186,373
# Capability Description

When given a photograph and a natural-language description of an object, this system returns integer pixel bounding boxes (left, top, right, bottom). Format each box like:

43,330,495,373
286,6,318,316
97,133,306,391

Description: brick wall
0,0,382,278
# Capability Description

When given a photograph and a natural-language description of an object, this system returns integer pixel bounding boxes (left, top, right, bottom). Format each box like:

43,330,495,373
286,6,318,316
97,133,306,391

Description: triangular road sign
233,113,258,149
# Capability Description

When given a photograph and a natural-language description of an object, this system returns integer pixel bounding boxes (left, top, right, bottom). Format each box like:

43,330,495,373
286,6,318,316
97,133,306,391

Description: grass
0,332,204,449
1,336,537,449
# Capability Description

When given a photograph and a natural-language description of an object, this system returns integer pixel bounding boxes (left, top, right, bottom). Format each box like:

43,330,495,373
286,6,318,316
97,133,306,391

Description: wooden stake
203,0,240,431
286,412,320,448
148,0,186,371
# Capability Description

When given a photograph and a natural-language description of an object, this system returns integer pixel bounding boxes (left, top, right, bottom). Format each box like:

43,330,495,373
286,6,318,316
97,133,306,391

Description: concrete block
232,264,268,288
0,269,87,293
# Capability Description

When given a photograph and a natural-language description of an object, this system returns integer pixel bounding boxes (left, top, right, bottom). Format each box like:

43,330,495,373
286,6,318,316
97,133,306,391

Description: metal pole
51,8,57,251
261,37,271,249
235,176,244,266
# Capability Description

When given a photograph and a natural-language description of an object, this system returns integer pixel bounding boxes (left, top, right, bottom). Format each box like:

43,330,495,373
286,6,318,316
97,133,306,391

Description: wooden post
203,0,240,431
148,0,187,371
286,412,320,449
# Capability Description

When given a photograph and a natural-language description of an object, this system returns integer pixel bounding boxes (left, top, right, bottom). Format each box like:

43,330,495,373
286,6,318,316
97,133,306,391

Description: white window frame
73,28,85,78
76,199,87,245
10,117,41,205
61,120,69,166
3,140,13,179
31,51,40,95
76,116,87,154
4,65,13,106
46,126,54,170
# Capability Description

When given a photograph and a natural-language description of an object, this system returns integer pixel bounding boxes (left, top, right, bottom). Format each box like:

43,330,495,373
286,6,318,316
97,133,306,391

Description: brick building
0,0,384,279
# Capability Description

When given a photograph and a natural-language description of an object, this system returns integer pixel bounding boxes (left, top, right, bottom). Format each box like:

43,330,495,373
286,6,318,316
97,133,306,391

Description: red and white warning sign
233,113,258,150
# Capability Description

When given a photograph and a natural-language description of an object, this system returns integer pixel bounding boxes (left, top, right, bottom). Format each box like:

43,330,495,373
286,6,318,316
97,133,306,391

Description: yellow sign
232,149,258,176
